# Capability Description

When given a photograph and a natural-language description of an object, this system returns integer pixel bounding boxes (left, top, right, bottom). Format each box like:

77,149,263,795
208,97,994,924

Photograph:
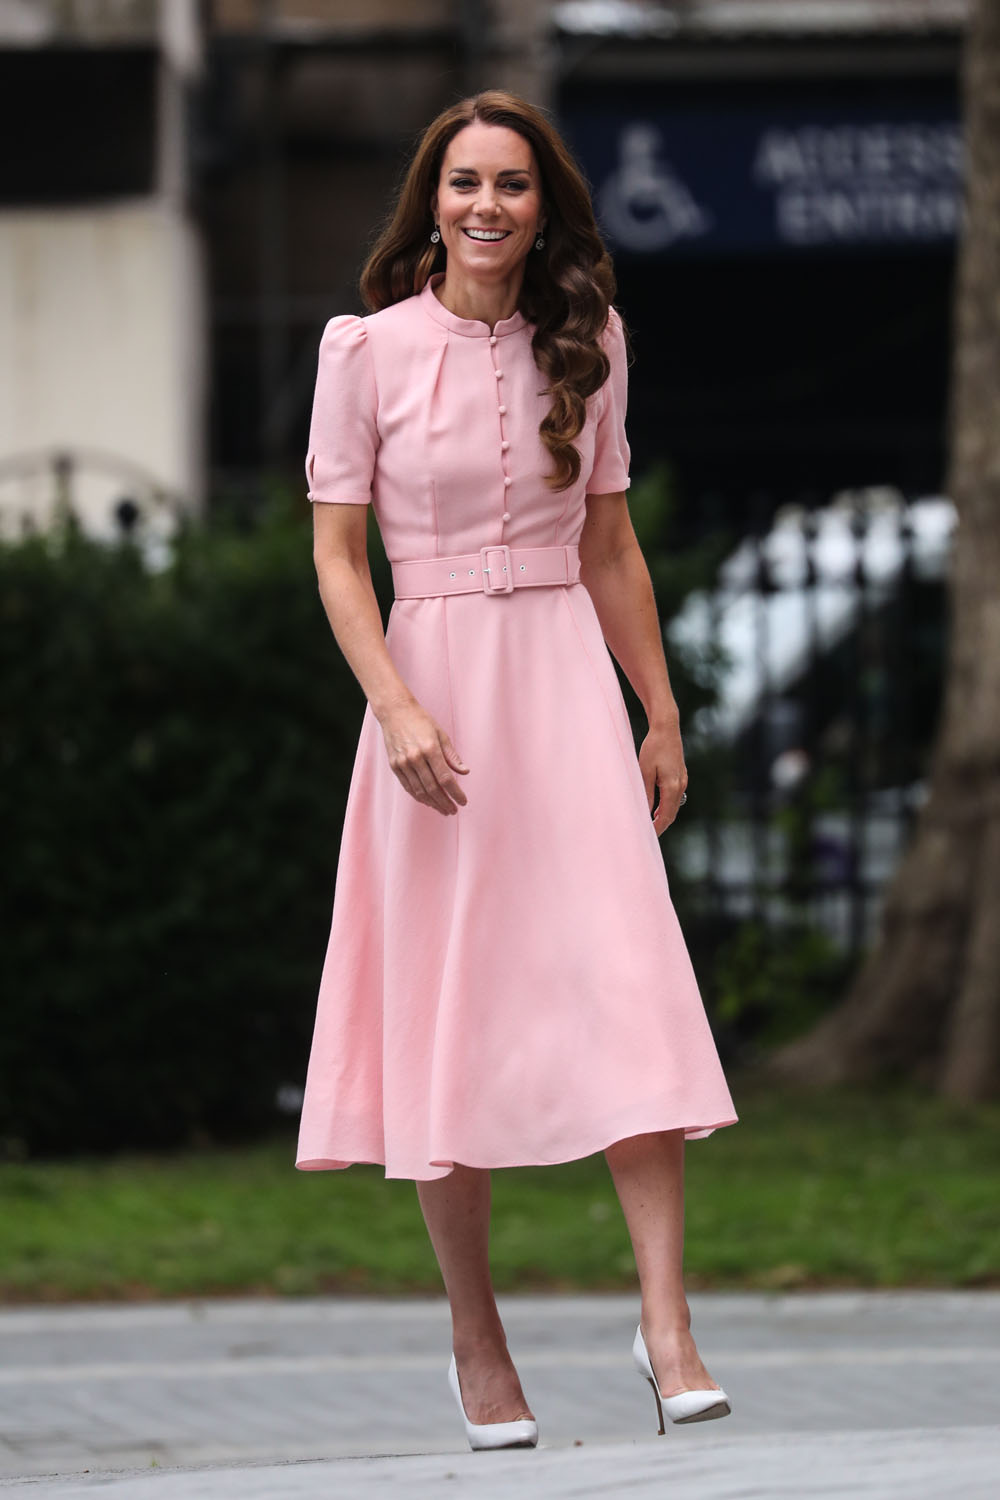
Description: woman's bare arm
312,502,469,814
578,491,687,834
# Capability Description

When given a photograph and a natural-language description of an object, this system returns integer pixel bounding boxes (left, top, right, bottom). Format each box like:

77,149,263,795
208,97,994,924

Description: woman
295,91,738,1452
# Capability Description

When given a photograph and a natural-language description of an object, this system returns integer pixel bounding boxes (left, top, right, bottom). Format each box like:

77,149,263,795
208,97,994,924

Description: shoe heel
645,1374,666,1436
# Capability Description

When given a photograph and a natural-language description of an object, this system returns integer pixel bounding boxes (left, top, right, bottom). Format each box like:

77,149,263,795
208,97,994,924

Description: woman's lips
461,228,513,242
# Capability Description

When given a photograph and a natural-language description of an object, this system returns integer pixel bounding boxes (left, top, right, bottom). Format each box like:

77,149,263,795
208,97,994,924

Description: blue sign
563,106,963,256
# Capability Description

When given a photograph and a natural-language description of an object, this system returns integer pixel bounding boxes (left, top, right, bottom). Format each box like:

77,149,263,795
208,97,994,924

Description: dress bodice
305,274,631,563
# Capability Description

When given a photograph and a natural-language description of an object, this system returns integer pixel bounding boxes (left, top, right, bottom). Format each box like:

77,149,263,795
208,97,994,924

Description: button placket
489,330,512,535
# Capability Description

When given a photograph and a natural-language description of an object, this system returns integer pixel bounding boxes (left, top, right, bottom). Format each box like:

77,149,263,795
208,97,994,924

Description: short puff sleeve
586,305,631,495
305,315,379,505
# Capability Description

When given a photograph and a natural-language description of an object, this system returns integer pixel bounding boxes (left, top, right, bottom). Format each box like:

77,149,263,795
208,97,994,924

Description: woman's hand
639,718,687,837
379,700,469,815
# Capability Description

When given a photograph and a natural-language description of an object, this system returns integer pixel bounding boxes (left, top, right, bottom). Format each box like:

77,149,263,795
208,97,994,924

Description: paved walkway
0,1292,997,1496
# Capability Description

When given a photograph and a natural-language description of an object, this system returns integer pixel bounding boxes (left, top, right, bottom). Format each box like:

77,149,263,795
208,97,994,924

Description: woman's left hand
638,719,688,837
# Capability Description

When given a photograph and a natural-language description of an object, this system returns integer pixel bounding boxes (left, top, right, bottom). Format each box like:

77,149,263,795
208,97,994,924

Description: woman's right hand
310,505,469,816
379,700,469,815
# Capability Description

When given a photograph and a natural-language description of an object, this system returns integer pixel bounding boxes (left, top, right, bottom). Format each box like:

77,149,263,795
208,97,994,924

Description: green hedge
0,499,382,1157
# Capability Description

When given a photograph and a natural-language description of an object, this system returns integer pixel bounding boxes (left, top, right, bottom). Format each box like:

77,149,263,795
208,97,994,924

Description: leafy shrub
0,497,376,1156
711,918,855,1053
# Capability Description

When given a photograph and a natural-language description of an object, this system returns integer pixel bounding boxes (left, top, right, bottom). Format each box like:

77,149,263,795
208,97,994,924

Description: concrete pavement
0,1292,997,1496
2,1429,998,1500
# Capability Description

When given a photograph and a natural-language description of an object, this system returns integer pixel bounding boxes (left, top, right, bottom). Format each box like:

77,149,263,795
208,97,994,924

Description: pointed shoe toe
662,1388,732,1424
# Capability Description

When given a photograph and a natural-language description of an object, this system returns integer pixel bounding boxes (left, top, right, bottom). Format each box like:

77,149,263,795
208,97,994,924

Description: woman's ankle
641,1297,693,1340
451,1318,509,1362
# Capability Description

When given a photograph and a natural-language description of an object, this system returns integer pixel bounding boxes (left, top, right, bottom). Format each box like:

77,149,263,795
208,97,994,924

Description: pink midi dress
295,273,738,1181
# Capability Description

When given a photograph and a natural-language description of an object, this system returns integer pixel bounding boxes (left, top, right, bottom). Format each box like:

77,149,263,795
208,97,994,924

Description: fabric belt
391,543,580,600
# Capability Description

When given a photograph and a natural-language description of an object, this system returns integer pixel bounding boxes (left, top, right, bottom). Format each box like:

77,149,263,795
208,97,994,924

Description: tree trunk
770,0,1000,1101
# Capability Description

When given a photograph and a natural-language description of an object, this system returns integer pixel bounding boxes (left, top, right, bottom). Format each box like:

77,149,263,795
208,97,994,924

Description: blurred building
557,0,968,522
0,0,205,539
205,0,971,520
0,0,972,534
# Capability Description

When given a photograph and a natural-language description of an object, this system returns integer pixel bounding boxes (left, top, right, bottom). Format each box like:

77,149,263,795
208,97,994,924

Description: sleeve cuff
585,472,631,496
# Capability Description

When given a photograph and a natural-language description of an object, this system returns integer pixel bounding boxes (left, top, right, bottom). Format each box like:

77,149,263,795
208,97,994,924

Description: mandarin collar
419,273,528,338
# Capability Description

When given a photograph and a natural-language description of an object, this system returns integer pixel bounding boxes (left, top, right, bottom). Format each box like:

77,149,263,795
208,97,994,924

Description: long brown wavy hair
360,91,621,492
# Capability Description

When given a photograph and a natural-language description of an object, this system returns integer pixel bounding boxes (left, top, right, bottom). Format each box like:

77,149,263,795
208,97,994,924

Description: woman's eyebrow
447,167,532,177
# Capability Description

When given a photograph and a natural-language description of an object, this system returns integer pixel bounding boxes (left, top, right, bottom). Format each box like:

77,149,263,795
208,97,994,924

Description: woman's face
431,121,545,285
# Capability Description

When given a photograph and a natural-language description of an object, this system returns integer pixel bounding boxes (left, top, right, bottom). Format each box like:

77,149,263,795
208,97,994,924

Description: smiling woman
296,90,737,1454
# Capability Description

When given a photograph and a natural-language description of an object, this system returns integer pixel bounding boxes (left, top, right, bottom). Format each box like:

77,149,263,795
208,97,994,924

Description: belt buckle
480,544,514,595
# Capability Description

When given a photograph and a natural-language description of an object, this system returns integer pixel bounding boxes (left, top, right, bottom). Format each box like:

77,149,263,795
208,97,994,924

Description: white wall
0,199,205,539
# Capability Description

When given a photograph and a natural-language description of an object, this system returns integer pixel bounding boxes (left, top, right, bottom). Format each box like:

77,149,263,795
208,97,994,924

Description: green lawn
1,1073,997,1302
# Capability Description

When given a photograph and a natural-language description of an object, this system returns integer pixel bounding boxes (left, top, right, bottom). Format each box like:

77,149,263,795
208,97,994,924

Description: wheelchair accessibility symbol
598,125,712,251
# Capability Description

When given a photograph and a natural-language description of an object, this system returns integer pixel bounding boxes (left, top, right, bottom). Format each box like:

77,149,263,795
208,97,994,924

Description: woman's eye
448,177,528,191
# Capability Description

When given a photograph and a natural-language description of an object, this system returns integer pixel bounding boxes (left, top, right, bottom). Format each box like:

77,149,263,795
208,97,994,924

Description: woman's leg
416,1164,534,1424
604,1129,722,1396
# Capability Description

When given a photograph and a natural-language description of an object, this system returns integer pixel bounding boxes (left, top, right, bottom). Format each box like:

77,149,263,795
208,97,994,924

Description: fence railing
0,447,185,557
666,486,955,957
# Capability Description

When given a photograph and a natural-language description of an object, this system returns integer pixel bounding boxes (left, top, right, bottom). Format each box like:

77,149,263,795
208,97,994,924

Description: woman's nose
474,189,500,215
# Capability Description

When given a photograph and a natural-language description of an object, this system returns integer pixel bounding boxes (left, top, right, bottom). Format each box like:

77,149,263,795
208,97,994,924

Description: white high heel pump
447,1354,539,1451
633,1325,731,1432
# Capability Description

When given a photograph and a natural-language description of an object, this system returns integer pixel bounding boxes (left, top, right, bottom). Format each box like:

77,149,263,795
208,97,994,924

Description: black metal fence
664,486,954,962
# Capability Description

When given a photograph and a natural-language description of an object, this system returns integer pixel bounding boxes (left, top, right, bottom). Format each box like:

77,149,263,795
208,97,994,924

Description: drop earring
534,231,546,250
430,225,441,244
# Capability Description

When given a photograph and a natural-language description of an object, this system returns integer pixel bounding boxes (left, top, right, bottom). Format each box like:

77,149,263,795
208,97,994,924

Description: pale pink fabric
296,274,738,1180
